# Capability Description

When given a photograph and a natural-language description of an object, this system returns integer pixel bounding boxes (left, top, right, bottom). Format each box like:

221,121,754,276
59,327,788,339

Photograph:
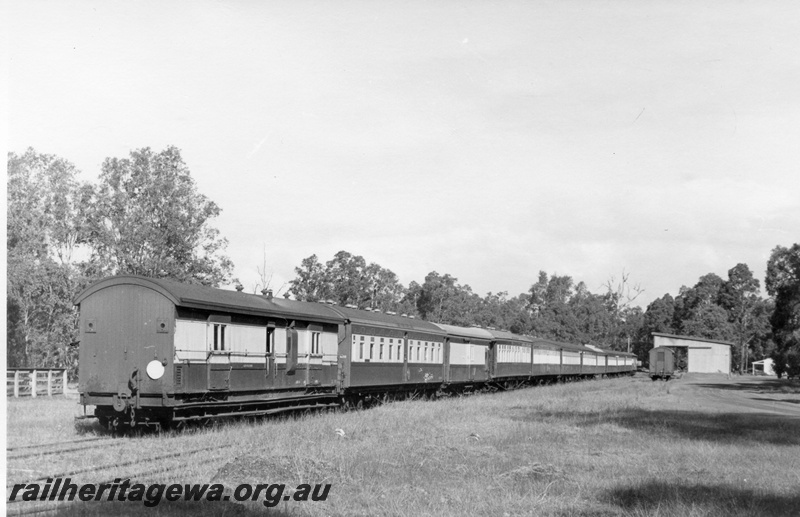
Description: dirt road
663,373,800,418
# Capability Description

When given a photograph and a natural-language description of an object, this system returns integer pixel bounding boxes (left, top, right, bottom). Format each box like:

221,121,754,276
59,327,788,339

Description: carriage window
389,345,393,360
380,344,384,360
213,324,226,351
266,328,274,354
370,343,374,360
311,332,320,355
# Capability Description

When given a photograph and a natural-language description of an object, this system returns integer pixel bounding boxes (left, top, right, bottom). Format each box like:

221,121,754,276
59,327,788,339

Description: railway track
6,437,115,453
7,440,122,461
6,444,236,516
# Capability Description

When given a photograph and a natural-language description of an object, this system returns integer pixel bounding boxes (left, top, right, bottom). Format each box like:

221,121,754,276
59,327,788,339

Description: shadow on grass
753,397,800,405
514,409,800,446
691,378,800,394
603,480,800,517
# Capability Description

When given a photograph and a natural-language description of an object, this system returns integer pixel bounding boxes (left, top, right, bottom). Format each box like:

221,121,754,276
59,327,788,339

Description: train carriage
530,339,562,377
75,276,346,427
324,305,446,394
75,275,637,429
487,329,533,380
431,324,493,385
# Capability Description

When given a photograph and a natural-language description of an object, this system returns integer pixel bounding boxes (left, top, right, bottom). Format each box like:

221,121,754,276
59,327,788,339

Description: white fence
6,369,68,397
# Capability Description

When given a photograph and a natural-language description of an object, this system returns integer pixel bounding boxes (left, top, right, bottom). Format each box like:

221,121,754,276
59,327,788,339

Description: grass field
6,374,800,516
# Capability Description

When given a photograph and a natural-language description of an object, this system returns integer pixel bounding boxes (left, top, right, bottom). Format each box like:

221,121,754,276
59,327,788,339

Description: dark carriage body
75,276,346,425
649,346,676,380
324,305,447,393
487,329,533,380
75,276,637,428
431,323,493,385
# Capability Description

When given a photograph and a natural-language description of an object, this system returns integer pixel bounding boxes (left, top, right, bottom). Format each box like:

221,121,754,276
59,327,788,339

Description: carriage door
442,337,450,383
306,325,324,385
402,333,409,382
208,316,231,390
265,325,275,387
487,342,496,378
467,342,474,381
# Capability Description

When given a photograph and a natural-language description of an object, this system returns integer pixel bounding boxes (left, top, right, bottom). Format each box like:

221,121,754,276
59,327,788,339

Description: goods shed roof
652,332,734,346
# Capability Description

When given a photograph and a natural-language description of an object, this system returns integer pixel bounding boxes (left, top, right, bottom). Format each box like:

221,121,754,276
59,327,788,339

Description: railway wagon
649,346,676,380
75,276,636,429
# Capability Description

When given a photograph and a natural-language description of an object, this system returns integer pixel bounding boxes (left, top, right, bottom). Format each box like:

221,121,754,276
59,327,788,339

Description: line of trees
7,147,233,376
288,251,796,376
7,147,800,379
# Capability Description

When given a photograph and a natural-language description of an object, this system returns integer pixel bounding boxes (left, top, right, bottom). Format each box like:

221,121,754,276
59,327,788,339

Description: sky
6,0,800,308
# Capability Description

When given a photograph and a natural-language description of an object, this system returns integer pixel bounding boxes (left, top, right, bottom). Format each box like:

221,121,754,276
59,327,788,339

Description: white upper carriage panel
431,323,494,366
326,304,447,364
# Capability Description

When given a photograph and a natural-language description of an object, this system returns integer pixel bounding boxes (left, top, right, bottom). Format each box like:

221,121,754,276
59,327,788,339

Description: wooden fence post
47,370,53,396
31,370,37,398
14,370,20,398
63,370,68,395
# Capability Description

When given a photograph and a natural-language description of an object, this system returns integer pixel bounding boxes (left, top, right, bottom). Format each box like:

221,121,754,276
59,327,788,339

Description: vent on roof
261,288,273,300
235,284,244,292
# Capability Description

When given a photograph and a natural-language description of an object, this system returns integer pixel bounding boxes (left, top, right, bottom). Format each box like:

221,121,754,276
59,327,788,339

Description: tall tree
603,270,645,351
7,149,85,372
82,146,233,286
673,273,727,331
527,272,582,341
642,294,676,335
679,303,735,342
719,263,762,373
413,271,481,324
766,244,800,378
289,254,329,302
288,251,407,311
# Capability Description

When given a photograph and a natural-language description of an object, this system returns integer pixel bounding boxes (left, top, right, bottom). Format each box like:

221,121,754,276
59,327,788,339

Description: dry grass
6,376,800,516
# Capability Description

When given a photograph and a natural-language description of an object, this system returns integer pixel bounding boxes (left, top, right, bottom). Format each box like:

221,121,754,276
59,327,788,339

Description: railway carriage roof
431,323,495,341
531,338,597,354
326,305,445,335
485,329,533,344
73,276,345,324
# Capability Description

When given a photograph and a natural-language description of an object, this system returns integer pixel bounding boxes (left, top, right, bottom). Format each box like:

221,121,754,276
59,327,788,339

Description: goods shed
651,333,732,374
751,358,775,376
